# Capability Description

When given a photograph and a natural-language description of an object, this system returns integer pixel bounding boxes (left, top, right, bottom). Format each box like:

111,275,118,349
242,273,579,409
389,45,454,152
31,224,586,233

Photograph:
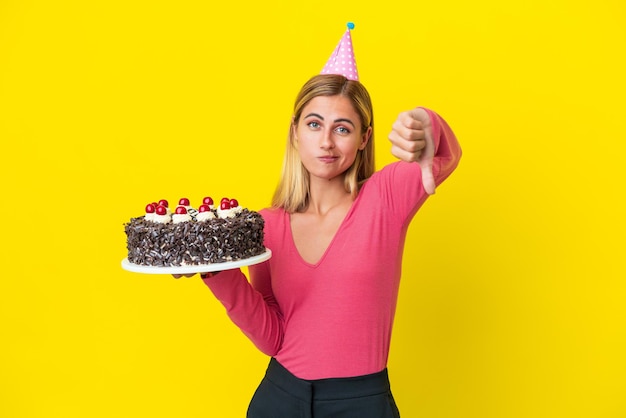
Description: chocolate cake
124,197,265,267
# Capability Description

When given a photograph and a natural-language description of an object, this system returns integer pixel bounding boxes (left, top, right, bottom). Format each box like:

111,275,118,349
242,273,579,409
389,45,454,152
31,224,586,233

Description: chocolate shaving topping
124,209,265,267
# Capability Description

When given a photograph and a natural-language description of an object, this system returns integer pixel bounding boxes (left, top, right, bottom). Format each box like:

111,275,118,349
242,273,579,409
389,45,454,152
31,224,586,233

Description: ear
290,116,298,146
292,116,298,137
359,126,372,150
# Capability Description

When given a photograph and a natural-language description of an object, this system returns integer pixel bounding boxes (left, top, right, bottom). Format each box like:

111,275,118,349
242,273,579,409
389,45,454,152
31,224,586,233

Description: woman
182,74,461,417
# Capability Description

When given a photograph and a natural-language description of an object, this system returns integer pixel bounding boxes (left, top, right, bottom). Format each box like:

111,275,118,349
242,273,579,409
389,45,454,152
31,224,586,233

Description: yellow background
1,0,625,417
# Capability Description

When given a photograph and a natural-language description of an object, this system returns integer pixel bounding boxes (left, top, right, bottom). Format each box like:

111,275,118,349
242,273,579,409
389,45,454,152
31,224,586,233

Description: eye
307,121,321,129
335,126,351,135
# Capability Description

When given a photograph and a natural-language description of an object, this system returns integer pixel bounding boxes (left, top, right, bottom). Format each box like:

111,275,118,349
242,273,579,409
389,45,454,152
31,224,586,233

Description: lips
318,156,339,163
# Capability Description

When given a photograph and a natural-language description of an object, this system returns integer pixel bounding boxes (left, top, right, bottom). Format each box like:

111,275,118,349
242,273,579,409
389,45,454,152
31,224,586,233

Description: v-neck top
203,108,461,379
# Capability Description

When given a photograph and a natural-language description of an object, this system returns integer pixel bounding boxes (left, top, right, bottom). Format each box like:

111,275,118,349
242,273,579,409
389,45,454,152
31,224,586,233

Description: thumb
420,126,436,195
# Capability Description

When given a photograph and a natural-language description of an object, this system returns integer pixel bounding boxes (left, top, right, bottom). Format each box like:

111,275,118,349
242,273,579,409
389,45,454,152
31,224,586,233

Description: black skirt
247,358,400,418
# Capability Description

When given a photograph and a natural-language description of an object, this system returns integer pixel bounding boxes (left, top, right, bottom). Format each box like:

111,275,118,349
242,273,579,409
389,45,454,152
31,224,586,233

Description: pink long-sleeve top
203,109,461,380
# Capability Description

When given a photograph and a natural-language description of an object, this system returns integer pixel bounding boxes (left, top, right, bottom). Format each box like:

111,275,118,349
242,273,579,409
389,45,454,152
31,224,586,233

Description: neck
307,176,351,215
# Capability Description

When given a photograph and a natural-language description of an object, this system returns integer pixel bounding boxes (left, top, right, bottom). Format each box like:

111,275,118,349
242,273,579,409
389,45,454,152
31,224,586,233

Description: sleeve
201,266,283,356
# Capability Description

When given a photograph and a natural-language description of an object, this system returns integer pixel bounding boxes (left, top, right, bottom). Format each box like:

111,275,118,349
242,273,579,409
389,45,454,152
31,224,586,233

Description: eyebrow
304,113,356,129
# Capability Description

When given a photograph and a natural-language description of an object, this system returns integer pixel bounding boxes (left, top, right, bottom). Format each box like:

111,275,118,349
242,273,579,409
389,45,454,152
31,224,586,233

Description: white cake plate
121,249,271,275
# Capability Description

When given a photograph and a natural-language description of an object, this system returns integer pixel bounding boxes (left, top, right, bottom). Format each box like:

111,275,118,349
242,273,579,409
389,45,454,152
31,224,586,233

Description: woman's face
294,95,371,183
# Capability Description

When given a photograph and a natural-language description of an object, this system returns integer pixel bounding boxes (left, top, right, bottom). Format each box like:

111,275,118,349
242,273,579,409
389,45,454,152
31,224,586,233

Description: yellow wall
1,1,624,417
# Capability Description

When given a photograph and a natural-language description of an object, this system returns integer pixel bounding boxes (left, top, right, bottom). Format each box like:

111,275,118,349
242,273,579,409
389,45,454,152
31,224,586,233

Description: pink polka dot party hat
321,22,359,81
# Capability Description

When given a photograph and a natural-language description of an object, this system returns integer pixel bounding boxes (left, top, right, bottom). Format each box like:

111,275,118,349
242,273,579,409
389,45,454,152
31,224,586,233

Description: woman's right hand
172,273,196,279
172,272,220,279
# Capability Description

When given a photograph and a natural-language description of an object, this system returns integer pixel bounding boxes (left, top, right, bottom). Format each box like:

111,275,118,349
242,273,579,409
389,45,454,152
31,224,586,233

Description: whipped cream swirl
217,205,242,219
196,210,217,222
172,213,192,224
153,213,171,224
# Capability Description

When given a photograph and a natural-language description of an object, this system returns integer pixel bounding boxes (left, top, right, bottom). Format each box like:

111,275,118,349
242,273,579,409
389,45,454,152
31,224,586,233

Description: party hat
321,22,359,81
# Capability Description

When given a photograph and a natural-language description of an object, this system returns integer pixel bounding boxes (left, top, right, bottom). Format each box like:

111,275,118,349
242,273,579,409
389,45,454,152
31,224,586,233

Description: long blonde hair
272,74,375,213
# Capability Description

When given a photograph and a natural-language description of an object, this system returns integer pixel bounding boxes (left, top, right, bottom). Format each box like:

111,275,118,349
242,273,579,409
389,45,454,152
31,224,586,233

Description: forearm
202,269,283,356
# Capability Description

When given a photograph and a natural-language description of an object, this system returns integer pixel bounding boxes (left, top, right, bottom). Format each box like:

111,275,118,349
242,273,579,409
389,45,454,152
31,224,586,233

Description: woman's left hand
388,107,436,194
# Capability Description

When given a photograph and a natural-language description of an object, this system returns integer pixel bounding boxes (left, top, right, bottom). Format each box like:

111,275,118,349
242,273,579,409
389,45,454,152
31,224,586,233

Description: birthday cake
124,197,265,267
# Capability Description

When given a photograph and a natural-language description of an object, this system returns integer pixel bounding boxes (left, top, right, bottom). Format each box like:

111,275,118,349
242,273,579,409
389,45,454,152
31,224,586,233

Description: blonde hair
272,74,375,213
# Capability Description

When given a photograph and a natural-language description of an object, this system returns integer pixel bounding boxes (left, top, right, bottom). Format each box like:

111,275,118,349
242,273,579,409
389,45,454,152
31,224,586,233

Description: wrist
200,272,217,279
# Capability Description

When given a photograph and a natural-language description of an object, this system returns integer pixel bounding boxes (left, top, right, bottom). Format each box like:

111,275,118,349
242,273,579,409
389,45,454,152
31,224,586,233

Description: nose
319,129,335,150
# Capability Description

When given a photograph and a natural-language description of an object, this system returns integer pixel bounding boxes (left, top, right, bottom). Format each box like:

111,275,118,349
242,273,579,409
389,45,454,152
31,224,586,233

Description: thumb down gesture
388,107,436,194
